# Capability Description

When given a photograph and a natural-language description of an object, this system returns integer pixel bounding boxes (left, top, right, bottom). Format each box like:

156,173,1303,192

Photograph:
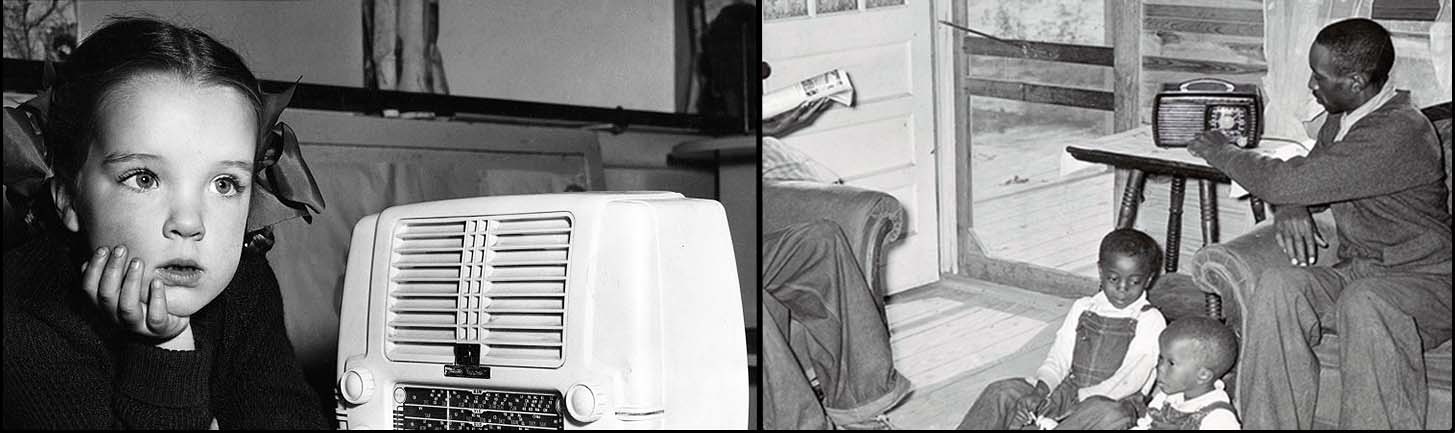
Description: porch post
1108,0,1143,226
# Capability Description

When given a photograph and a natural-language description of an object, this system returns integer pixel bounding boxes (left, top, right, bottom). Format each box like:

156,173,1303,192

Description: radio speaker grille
385,214,571,368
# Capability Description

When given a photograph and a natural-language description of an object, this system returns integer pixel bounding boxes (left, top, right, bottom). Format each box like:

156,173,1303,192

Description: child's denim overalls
1145,400,1236,430
1041,304,1155,419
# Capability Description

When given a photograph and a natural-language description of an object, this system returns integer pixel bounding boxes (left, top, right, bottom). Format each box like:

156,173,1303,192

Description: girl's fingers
117,258,145,327
81,246,109,303
97,246,129,319
146,280,171,335
146,281,186,340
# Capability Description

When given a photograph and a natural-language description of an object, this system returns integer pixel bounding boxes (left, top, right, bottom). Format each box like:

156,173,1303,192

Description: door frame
934,0,963,276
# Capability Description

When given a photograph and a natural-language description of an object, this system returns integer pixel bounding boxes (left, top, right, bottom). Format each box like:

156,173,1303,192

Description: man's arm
1189,116,1441,205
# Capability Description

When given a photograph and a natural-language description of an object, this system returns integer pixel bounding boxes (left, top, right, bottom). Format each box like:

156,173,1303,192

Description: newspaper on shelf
762,69,855,120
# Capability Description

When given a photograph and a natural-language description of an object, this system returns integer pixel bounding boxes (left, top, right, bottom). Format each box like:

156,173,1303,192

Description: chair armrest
1187,210,1340,336
763,181,907,298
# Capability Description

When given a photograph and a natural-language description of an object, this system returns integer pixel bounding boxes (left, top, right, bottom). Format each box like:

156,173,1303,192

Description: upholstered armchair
1186,102,1453,429
762,180,906,300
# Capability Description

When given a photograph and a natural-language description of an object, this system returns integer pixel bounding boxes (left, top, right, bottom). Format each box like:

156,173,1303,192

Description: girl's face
57,74,256,317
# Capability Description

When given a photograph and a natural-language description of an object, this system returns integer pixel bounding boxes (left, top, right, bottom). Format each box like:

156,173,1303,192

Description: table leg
1200,180,1224,321
1199,180,1219,245
1249,196,1266,223
1116,169,1147,229
1166,177,1186,273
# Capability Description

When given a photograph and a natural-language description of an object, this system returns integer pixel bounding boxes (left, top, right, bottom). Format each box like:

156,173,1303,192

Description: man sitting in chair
1186,18,1451,430
761,99,912,430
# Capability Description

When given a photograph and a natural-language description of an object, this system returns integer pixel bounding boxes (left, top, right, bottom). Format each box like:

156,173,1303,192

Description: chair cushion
1148,273,1212,324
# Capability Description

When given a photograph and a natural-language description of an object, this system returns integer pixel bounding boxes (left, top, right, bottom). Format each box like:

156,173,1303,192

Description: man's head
1308,18,1395,114
1097,228,1161,309
1156,317,1239,396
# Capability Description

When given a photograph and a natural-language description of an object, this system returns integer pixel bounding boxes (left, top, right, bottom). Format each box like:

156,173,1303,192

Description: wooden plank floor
882,276,1073,429
972,134,1264,278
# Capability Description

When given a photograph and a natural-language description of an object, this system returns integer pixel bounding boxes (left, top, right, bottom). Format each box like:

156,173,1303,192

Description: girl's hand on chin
81,245,192,346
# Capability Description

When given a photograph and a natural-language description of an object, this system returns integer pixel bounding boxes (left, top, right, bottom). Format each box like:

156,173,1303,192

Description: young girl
3,16,326,429
958,228,1167,430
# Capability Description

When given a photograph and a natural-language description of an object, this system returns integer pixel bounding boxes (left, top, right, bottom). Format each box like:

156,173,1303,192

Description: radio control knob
339,368,376,405
566,383,609,423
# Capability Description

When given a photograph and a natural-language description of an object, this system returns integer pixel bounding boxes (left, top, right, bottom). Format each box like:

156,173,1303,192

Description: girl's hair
46,15,263,193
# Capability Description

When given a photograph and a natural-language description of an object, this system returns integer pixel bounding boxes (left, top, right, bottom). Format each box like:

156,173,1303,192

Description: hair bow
3,93,53,202
247,79,326,233
1,69,325,237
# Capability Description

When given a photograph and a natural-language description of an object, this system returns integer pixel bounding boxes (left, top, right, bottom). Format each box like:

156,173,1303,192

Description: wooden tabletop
671,135,757,161
1064,126,1302,182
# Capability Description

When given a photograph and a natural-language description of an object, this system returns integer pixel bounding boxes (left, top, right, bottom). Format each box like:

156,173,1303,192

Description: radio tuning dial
339,368,376,404
566,383,609,423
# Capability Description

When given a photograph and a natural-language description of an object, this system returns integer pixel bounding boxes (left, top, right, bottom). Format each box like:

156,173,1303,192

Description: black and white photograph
762,0,1450,430
4,0,758,429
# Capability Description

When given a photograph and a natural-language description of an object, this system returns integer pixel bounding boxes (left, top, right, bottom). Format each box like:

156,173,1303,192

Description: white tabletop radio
334,192,747,429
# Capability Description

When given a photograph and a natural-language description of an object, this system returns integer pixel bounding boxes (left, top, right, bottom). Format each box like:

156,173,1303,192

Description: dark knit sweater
3,231,329,429
1200,92,1452,274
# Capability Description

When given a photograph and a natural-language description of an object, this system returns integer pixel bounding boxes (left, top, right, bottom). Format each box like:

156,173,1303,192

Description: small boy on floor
958,228,1167,430
1130,317,1241,430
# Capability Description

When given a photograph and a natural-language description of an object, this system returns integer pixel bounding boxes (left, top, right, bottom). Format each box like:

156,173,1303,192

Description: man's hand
80,245,191,345
1272,205,1328,266
764,98,832,137
1186,129,1234,159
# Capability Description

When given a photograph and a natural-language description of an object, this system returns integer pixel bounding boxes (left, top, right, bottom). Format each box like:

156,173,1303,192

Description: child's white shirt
1131,380,1241,430
1034,292,1165,402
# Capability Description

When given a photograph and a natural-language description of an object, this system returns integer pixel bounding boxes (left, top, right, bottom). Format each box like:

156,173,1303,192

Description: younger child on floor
958,228,1167,430
1130,317,1241,430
